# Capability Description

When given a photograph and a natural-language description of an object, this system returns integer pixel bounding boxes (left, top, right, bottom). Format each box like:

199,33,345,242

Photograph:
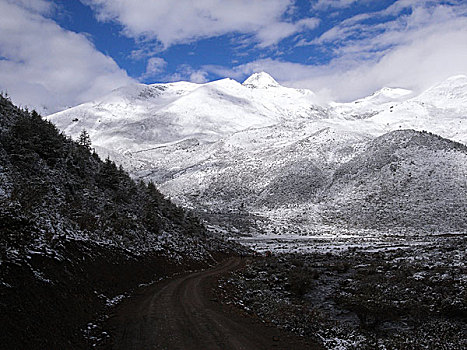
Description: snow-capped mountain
49,72,321,151
47,73,467,235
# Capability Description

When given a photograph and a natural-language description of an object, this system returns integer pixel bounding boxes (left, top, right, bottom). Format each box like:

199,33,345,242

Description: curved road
106,257,322,350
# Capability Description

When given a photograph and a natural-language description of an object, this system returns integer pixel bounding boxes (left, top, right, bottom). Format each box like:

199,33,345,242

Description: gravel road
105,257,322,350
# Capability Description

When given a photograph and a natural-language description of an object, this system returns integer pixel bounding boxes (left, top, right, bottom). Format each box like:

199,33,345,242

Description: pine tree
78,129,92,149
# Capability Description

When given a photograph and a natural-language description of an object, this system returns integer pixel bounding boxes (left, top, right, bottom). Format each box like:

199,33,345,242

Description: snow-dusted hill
322,130,467,231
48,73,467,235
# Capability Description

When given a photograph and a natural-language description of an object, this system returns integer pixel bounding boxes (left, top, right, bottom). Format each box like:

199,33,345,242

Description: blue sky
1,0,467,113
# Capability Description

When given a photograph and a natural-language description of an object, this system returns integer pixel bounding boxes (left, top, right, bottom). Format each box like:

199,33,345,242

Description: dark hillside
0,95,238,349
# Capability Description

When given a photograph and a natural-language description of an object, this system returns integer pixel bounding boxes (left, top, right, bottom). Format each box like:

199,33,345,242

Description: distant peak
446,74,467,81
372,87,413,97
242,72,279,88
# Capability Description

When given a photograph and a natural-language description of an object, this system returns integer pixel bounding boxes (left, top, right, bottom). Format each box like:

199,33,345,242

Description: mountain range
48,72,467,235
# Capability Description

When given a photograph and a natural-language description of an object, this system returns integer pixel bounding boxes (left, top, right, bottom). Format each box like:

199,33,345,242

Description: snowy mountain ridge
47,72,324,150
47,73,467,236
48,72,467,147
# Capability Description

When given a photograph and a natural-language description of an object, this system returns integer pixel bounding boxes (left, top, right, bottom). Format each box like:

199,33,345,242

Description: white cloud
312,0,363,11
189,70,209,84
7,0,54,14
256,17,320,48
204,1,467,102
140,57,167,79
165,64,208,84
0,1,134,114
82,0,319,48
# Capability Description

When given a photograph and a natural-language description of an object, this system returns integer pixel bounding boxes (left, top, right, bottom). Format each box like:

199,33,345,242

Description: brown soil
103,257,323,350
0,240,215,350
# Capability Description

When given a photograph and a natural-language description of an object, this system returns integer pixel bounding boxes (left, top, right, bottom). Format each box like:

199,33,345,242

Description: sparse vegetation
220,237,466,349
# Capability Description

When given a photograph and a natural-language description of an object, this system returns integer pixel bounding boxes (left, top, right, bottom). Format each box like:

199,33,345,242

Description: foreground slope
0,95,238,349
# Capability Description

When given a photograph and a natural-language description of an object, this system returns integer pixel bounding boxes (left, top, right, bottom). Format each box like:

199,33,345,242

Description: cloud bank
82,0,319,48
0,1,133,114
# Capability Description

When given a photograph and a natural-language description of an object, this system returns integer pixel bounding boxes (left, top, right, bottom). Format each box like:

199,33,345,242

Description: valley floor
93,234,466,350
220,235,466,349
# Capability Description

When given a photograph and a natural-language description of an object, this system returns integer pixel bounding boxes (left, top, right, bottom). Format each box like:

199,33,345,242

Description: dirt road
105,257,322,350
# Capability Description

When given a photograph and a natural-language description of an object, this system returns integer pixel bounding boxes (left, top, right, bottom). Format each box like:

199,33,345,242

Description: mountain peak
242,72,279,88
446,74,467,82
370,86,413,99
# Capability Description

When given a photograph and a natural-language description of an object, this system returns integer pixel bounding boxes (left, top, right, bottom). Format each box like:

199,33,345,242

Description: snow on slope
331,86,414,117
322,130,467,232
332,75,467,144
48,73,321,151
49,73,467,150
47,73,467,236
414,75,467,110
